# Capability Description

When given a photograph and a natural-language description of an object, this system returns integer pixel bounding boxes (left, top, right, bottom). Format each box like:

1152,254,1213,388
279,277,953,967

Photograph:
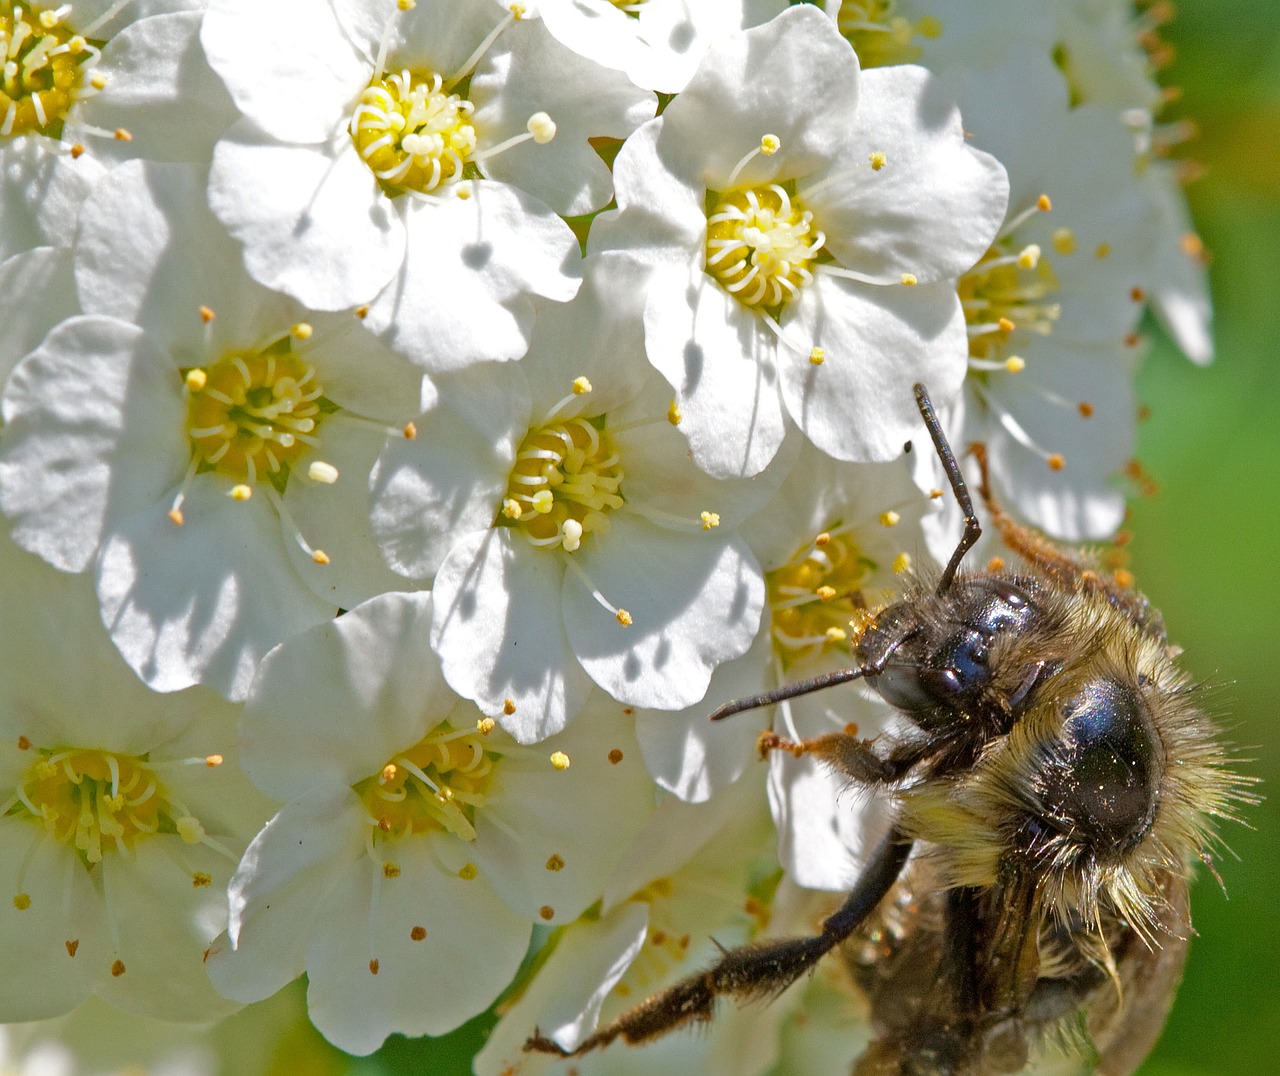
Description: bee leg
524,828,914,1058
758,728,925,785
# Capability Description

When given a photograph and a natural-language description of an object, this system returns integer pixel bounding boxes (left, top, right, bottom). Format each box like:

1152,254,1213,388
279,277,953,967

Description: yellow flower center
831,0,942,68
705,184,825,314
767,529,879,668
10,746,202,866
960,236,1062,365
0,1,100,138
184,343,326,491
349,69,478,196
499,416,624,553
354,723,498,843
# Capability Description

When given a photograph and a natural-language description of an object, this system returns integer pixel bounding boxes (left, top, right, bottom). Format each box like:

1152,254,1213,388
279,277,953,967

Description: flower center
831,0,942,68
960,236,1062,366
499,416,624,553
184,342,326,491
0,1,100,138
767,529,879,668
9,746,204,866
705,184,825,313
349,69,477,196
354,723,498,842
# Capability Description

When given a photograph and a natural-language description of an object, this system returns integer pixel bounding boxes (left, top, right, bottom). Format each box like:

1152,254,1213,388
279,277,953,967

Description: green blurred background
1129,0,1280,1070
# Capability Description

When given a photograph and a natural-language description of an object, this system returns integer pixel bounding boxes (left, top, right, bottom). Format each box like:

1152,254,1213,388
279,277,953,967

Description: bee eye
1037,679,1163,855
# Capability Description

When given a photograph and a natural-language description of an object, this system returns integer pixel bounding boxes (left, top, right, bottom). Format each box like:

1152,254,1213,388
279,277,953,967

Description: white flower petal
470,19,656,217
781,274,967,462
94,840,240,1021
369,362,530,580
210,785,367,1003
77,12,238,164
75,160,296,359
473,902,649,1074
201,0,369,143
208,121,404,311
0,316,186,573
241,592,452,800
658,5,860,186
474,695,653,924
643,269,787,479
0,826,100,1021
0,248,78,386
282,419,419,611
304,840,530,1054
362,180,581,372
0,138,104,261
522,253,652,420
96,474,334,699
565,515,764,710
980,345,1136,541
634,622,774,802
804,64,1010,285
430,529,591,742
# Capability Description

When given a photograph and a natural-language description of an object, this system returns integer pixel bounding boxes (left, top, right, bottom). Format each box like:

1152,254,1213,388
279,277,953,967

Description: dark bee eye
1037,679,1163,855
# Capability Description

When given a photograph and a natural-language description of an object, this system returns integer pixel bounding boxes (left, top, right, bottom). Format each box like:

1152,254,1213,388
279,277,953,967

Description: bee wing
1091,873,1191,1076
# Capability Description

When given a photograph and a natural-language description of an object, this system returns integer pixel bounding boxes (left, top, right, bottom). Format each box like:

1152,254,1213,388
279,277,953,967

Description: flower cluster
0,0,1211,1070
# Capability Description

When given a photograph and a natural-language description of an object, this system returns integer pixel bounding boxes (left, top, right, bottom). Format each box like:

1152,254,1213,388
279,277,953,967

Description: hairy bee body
804,545,1234,1075
525,387,1246,1074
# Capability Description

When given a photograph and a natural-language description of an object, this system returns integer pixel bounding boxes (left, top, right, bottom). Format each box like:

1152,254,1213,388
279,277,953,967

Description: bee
526,384,1248,1074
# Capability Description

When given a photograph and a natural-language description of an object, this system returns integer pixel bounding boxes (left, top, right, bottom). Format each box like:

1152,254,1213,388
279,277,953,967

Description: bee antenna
913,383,981,594
708,666,872,721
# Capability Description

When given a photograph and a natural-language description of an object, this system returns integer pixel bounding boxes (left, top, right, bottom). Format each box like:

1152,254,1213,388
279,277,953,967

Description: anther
809,347,826,365
503,699,516,716
869,152,886,171
229,485,252,501
900,273,917,285
1047,453,1065,471
549,752,571,771
477,717,496,734
608,749,624,765
667,400,682,425
892,552,911,573
308,461,339,484
880,510,900,527
700,511,720,530
1037,194,1052,211
545,854,565,871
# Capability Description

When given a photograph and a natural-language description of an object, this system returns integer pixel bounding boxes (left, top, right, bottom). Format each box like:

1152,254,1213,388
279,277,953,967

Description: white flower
865,0,1214,368
938,51,1160,540
0,160,425,699
475,771,780,1073
0,1,235,168
0,531,271,1023
206,591,654,1056
371,254,776,741
591,4,1008,477
0,247,79,388
537,0,786,93
202,0,654,369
